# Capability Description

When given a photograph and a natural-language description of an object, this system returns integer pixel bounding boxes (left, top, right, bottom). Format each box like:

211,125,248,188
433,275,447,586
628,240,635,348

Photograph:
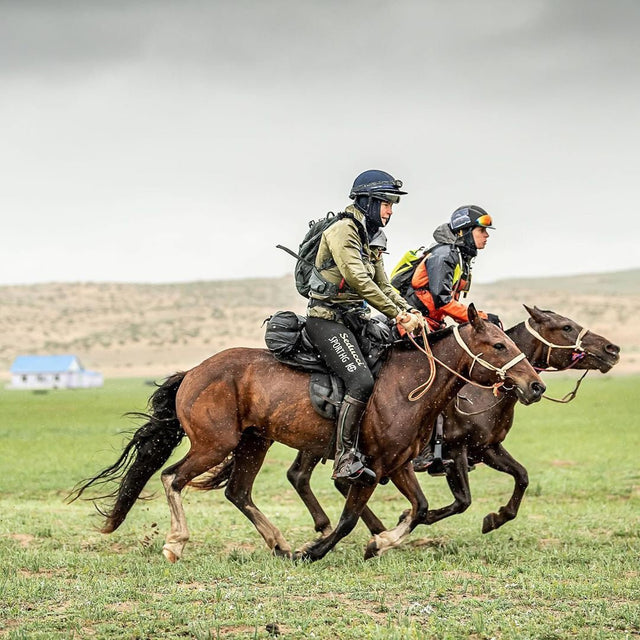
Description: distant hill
1,269,638,379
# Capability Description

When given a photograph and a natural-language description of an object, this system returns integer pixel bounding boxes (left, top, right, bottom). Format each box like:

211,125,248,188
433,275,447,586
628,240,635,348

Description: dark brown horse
71,306,545,562
222,305,619,556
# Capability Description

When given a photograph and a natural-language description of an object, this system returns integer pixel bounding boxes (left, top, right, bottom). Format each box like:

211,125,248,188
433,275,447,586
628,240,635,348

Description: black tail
68,372,187,533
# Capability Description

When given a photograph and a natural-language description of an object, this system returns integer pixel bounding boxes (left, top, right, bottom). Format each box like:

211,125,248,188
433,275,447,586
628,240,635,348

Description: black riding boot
332,395,377,486
412,413,453,476
412,444,435,473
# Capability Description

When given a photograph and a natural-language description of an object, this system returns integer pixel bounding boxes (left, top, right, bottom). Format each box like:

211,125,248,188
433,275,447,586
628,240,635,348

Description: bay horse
219,305,619,556
71,305,545,562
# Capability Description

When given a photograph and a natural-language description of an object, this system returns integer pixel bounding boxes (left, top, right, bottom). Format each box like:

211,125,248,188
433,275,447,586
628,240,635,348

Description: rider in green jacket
306,170,422,485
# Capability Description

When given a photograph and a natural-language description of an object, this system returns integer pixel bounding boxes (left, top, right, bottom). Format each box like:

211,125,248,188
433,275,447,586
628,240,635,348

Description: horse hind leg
161,443,238,563
224,431,292,557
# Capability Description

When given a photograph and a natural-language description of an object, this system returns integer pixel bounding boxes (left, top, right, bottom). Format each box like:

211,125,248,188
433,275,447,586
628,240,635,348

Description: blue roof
10,355,83,374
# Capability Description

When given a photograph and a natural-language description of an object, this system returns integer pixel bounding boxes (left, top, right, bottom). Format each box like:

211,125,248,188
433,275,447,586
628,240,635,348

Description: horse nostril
532,381,546,397
606,344,620,356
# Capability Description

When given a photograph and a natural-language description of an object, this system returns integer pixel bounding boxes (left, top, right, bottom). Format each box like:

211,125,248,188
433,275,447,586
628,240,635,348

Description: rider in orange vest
404,205,500,331
407,205,501,473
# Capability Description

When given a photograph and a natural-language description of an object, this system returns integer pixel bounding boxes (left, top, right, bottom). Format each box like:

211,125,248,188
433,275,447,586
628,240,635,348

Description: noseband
524,318,588,370
452,325,526,381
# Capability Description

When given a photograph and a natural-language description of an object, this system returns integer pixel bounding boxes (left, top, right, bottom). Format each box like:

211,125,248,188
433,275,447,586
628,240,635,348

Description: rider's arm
324,219,407,318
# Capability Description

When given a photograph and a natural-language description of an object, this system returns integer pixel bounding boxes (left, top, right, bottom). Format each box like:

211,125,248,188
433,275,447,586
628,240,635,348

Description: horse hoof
162,545,180,563
364,537,381,560
272,546,292,559
482,513,497,534
292,550,312,562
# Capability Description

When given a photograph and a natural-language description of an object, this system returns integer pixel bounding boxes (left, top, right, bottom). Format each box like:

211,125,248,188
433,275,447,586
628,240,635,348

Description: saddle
264,310,391,421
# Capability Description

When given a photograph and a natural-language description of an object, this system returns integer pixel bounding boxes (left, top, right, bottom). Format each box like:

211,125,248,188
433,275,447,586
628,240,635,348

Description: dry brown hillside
1,270,638,380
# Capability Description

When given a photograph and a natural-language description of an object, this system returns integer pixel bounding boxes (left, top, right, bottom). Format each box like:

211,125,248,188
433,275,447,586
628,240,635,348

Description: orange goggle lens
475,214,493,228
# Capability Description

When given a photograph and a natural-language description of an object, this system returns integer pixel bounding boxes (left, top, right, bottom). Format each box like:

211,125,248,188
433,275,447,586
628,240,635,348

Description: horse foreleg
225,431,292,557
287,451,332,537
294,483,377,562
286,451,387,538
478,443,528,533
364,464,429,559
422,448,472,526
334,477,387,535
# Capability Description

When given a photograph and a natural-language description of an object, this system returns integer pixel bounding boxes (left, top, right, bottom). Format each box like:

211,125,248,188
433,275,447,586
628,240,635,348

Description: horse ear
468,303,485,331
524,304,546,323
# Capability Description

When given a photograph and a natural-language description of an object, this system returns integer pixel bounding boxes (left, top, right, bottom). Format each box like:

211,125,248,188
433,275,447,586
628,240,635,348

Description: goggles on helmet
450,206,494,231
475,214,493,228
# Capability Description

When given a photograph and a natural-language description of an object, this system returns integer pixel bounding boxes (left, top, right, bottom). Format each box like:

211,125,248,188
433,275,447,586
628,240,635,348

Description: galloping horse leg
224,431,293,557
422,446,473,526
287,452,387,538
161,441,241,563
478,443,529,533
363,463,429,559
287,451,332,537
294,482,377,562
333,477,387,535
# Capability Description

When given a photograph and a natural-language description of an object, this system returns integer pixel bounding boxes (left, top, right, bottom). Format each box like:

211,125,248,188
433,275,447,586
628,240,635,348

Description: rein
406,323,524,402
524,318,591,403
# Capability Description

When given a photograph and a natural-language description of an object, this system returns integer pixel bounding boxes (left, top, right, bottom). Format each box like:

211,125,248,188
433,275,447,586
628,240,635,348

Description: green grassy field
0,375,638,639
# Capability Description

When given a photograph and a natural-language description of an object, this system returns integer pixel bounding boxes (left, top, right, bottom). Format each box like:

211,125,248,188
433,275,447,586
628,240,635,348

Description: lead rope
540,369,589,403
406,323,511,402
454,393,506,416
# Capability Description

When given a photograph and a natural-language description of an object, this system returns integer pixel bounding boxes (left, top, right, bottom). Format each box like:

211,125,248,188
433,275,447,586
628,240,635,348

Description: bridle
406,323,526,402
452,325,526,381
524,318,588,371
523,318,592,403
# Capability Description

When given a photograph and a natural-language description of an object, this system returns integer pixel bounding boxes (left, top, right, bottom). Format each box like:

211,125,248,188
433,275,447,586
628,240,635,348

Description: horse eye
493,342,506,351
562,325,573,332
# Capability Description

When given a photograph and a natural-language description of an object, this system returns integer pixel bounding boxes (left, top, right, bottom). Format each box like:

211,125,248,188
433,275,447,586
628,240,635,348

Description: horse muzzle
513,379,546,405
584,343,621,373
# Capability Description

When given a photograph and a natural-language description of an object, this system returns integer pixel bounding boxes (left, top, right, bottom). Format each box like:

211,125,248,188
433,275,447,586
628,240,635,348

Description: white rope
524,318,588,366
451,325,526,381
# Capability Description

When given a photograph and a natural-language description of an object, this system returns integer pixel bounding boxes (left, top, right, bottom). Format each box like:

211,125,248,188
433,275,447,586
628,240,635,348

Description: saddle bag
264,311,325,371
264,310,304,357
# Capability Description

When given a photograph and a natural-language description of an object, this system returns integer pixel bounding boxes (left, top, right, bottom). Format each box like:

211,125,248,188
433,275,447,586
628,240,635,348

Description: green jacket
308,205,410,321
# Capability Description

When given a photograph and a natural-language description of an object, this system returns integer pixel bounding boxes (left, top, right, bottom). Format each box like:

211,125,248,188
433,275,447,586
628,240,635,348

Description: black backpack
277,211,363,298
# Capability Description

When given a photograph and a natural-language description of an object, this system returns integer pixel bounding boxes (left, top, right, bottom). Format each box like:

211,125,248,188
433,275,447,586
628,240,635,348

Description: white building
8,355,103,390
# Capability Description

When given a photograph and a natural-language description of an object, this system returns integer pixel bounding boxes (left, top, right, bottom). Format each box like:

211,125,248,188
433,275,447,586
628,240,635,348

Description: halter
452,325,526,381
407,323,526,401
524,318,588,370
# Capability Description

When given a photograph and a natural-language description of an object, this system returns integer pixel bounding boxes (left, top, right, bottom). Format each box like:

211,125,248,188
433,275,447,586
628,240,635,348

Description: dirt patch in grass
551,459,577,467
6,533,36,548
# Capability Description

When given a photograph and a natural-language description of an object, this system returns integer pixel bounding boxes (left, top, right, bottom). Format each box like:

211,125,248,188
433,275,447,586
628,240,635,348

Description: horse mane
426,325,455,345
505,322,523,339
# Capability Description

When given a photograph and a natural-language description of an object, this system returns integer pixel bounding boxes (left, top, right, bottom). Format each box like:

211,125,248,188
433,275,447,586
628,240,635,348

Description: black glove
486,313,503,329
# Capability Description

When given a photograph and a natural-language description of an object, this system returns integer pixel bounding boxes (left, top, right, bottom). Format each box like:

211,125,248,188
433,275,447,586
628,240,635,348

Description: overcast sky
1,0,639,286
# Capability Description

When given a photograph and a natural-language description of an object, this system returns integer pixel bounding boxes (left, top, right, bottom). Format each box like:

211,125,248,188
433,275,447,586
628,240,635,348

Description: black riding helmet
349,169,407,235
449,205,495,256
449,205,494,232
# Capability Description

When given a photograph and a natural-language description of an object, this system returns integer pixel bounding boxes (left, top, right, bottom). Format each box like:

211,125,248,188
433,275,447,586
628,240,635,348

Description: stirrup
332,452,377,486
425,457,454,477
